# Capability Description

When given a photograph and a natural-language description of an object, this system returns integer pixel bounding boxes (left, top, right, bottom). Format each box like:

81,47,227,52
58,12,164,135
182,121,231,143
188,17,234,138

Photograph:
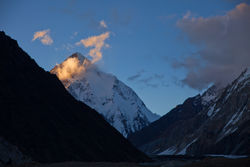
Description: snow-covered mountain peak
51,53,160,137
201,68,250,106
68,52,89,64
50,53,92,87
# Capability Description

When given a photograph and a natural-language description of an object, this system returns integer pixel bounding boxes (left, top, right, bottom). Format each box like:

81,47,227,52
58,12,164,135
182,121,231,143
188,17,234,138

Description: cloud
183,11,191,19
139,74,167,88
32,29,53,45
76,32,110,63
175,3,250,90
127,70,145,81
128,71,168,88
100,20,108,28
51,56,90,88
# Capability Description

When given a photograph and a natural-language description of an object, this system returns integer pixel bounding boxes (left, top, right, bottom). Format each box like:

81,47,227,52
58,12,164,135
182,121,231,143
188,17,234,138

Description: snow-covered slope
129,67,250,156
51,53,160,137
201,85,223,106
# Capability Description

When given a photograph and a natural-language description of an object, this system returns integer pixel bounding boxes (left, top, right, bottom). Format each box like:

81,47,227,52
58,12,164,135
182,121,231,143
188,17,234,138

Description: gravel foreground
6,157,250,167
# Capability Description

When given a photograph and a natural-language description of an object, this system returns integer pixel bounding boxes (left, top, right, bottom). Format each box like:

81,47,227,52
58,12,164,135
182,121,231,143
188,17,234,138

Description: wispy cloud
174,3,250,90
139,74,166,88
76,32,110,63
127,70,145,81
128,71,168,88
32,29,53,45
100,20,108,28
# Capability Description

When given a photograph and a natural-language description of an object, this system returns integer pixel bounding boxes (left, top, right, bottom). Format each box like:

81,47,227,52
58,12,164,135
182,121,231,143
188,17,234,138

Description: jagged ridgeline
129,69,250,156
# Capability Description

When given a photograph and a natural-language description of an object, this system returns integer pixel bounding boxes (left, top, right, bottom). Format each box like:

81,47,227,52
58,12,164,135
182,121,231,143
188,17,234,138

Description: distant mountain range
129,68,250,156
51,53,159,137
0,31,148,165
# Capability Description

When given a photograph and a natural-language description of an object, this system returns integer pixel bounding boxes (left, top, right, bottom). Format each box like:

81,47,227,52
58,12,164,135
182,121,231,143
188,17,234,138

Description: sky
1,0,250,115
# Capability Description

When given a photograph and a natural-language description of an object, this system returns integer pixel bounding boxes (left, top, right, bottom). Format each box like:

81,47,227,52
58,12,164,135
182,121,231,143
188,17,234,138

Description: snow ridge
51,53,160,137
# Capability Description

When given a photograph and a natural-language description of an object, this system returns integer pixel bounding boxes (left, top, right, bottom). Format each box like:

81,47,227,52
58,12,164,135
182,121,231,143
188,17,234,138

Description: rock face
0,31,149,165
128,69,250,156
51,53,159,137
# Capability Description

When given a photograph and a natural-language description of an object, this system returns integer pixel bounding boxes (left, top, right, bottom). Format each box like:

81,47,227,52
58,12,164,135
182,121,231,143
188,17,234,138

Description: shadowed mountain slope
0,31,148,164
129,69,250,156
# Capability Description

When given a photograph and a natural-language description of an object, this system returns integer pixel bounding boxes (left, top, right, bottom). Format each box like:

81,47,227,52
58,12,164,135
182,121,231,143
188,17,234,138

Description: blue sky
1,0,248,115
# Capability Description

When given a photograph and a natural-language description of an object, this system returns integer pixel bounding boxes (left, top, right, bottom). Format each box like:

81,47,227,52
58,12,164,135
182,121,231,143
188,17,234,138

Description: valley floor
7,156,250,167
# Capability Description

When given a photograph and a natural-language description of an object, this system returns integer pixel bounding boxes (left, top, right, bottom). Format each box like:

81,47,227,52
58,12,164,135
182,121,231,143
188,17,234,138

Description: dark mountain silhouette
128,95,204,154
0,31,148,164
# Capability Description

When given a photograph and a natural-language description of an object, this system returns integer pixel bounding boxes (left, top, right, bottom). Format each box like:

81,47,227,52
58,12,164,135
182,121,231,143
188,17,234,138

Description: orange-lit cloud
76,32,110,63
100,20,108,28
32,29,53,45
51,56,90,87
